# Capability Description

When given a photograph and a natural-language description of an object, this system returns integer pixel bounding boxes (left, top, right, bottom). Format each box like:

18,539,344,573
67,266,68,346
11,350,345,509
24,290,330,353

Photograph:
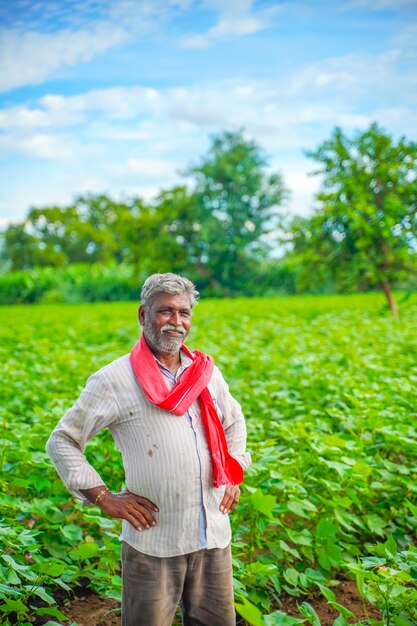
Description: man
46,272,251,626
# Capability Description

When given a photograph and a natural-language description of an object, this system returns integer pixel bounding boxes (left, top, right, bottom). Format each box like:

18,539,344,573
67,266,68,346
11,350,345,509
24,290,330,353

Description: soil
33,575,381,626
277,576,381,624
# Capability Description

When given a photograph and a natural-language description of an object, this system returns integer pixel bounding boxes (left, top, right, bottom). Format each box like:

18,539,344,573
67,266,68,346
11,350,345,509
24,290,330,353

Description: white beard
143,320,188,353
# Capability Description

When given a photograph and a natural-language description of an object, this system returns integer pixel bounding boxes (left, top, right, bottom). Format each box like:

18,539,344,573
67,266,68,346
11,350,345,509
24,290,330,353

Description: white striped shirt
46,348,251,557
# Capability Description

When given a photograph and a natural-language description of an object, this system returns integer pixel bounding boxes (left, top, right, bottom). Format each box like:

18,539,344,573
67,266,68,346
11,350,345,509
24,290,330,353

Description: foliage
1,195,141,270
0,131,287,298
0,259,301,305
0,263,140,305
1,294,417,625
285,123,417,315
189,129,288,294
348,532,417,624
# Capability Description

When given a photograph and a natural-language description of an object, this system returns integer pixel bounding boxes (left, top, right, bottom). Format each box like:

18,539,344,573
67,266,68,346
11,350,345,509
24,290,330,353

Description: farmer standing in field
46,272,251,626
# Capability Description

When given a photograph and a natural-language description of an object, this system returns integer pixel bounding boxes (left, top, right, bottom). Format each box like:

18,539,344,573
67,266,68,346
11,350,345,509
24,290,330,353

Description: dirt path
38,576,380,626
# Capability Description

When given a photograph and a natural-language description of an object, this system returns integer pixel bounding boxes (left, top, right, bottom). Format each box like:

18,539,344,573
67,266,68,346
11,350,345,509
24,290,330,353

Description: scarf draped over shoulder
129,334,243,487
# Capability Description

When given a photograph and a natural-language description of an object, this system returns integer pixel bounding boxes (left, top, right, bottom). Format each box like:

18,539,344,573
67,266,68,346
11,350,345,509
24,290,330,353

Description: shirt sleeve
210,366,252,471
46,371,119,500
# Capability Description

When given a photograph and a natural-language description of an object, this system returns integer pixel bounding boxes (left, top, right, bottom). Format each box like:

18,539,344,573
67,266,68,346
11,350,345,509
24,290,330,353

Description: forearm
80,485,109,505
46,370,120,498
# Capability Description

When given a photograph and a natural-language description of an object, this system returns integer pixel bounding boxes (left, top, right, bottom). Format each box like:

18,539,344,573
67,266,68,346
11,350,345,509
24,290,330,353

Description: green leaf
286,529,313,547
0,598,28,615
250,490,276,519
365,514,386,536
36,606,69,621
263,610,306,625
352,462,372,478
279,540,301,559
27,586,55,604
392,617,413,626
283,568,299,587
246,562,277,576
298,602,321,626
316,519,337,540
304,569,326,584
33,560,67,577
60,524,83,543
323,435,346,448
287,502,310,519
383,534,398,558
406,500,417,518
1,554,30,573
0,583,22,599
2,566,21,585
235,597,264,626
316,584,335,603
330,603,354,619
70,542,99,560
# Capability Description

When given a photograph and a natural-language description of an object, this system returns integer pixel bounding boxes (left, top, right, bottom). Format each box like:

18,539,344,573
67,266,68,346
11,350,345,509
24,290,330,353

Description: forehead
151,291,192,311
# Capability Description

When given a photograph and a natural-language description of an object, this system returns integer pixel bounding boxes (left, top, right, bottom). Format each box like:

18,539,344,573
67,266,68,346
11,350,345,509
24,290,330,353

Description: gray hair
140,273,199,309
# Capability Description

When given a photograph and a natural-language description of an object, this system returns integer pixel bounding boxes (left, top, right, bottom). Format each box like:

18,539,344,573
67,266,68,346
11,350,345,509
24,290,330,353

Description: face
139,292,192,354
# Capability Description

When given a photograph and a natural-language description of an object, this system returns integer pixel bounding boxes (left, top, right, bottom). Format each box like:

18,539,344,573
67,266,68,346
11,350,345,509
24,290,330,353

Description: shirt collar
154,348,192,380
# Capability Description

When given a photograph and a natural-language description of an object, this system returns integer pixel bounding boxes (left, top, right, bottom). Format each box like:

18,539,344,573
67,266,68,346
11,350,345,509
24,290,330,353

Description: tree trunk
377,237,399,317
380,280,399,317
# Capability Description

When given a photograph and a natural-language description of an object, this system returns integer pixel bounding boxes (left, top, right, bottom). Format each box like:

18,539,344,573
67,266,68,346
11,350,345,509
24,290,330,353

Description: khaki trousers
121,541,236,626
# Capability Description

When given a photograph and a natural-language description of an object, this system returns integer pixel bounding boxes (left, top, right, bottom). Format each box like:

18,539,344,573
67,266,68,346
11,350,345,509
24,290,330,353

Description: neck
154,349,181,372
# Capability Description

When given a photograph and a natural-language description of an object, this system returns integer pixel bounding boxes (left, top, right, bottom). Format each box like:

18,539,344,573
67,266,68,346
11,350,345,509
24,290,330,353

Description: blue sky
0,0,416,226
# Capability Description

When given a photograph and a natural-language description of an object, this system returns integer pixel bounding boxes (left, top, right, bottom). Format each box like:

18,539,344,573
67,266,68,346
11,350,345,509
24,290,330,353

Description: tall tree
189,130,288,294
2,222,67,269
1,194,141,269
287,123,417,315
121,187,199,276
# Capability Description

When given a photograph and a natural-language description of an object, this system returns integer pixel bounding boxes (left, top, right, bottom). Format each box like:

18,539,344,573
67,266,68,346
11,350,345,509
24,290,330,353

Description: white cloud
1,36,415,162
1,23,416,223
0,24,128,93
0,87,162,133
182,0,280,48
281,163,322,216
124,158,177,179
0,131,77,159
0,0,192,93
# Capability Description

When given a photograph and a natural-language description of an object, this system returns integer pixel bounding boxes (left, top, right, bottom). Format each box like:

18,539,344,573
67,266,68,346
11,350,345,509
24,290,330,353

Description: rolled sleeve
46,372,119,500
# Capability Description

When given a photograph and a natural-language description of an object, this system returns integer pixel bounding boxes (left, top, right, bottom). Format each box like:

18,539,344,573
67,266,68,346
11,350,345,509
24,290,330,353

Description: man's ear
138,305,145,327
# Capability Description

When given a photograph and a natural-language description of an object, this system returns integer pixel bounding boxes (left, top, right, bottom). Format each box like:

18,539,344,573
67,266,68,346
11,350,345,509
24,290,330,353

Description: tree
121,187,200,277
287,123,417,315
0,131,289,297
189,130,288,295
2,222,67,269
1,195,141,270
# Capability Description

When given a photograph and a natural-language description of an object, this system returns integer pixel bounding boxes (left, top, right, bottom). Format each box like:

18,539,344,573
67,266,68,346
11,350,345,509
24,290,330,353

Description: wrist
97,490,115,512
95,487,110,506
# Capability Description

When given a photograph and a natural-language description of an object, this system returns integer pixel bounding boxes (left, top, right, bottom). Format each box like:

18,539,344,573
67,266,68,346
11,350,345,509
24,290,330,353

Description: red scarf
129,334,243,487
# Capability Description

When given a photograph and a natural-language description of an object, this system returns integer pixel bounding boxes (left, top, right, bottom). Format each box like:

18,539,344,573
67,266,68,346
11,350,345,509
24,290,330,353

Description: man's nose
170,311,182,326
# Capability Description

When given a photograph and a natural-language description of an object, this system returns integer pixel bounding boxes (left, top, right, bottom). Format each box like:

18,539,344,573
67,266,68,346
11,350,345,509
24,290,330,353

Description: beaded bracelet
94,487,109,505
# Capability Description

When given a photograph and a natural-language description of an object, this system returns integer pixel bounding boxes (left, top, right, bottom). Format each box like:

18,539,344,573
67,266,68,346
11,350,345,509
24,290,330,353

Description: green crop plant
347,530,417,625
1,293,417,624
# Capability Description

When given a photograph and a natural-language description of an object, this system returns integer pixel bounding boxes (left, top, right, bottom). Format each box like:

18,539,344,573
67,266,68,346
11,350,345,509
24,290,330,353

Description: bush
0,264,141,305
